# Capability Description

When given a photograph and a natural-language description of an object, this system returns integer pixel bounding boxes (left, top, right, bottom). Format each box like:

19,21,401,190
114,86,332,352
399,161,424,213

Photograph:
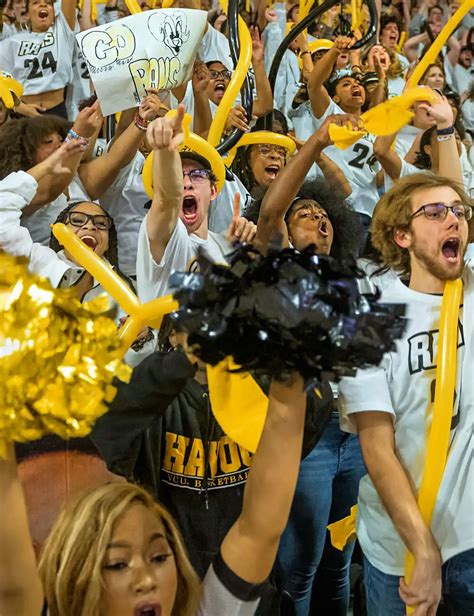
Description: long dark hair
49,201,136,292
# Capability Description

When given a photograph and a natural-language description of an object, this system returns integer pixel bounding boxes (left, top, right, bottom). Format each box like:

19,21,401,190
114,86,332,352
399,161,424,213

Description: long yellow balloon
404,278,462,614
124,0,142,13
408,0,474,87
207,0,253,147
51,223,178,352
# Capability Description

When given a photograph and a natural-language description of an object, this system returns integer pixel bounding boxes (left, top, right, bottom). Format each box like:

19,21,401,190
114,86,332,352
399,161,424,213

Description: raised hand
226,193,257,243
225,104,250,133
192,60,211,94
72,99,103,139
146,104,185,151
250,25,265,63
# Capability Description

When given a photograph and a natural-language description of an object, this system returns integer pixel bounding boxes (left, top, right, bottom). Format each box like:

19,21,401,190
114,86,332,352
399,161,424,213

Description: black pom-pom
170,244,406,384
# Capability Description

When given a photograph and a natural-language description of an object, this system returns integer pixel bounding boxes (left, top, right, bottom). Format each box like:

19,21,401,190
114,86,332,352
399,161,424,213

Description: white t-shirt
208,171,250,235
65,20,91,120
339,270,474,575
198,22,232,67
21,192,68,245
136,216,231,302
451,63,473,97
394,124,422,160
387,75,406,99
383,158,420,192
289,99,381,216
0,22,16,41
99,152,150,277
0,10,75,95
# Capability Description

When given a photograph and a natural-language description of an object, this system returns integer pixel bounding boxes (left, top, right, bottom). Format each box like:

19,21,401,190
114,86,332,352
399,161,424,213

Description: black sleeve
302,380,334,458
91,348,196,476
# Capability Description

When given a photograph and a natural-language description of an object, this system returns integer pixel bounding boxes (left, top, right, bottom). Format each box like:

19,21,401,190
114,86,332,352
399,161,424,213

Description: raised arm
144,105,185,264
61,0,77,31
191,62,212,137
78,95,163,200
424,93,463,186
220,374,307,583
354,411,442,614
0,443,44,616
250,26,273,118
307,36,355,118
373,132,403,180
256,114,359,250
23,101,102,213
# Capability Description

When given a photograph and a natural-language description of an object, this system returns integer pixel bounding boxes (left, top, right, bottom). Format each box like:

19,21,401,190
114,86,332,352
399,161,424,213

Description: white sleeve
0,171,70,287
198,24,232,67
136,216,196,302
263,21,284,73
338,366,395,433
0,23,15,42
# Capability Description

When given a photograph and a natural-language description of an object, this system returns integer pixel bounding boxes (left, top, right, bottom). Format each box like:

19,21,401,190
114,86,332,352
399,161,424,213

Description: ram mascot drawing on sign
148,11,191,57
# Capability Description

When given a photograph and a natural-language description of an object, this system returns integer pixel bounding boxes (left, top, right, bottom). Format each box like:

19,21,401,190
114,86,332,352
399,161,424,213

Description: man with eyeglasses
136,105,256,302
338,172,474,616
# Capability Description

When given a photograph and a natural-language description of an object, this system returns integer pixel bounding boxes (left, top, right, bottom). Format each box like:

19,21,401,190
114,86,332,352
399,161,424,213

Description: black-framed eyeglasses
209,69,232,80
65,211,112,230
183,169,211,184
255,144,288,158
411,202,473,221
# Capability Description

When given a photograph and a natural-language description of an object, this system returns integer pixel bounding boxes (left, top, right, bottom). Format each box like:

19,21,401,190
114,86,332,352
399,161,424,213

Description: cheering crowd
0,0,473,614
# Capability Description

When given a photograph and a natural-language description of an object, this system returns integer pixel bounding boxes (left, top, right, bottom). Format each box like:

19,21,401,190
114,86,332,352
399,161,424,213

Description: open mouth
319,220,329,237
214,82,226,97
182,195,199,224
441,238,460,262
38,8,49,17
265,164,280,180
80,234,98,250
134,605,161,616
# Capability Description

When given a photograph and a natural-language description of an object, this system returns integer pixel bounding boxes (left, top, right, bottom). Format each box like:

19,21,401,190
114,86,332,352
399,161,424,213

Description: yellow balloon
124,0,142,13
0,72,23,109
223,131,297,167
404,278,462,614
408,0,474,87
297,39,333,69
207,0,252,147
142,111,225,198
51,223,179,353
52,223,141,315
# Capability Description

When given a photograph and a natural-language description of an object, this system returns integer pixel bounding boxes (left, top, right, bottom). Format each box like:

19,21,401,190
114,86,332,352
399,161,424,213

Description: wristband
64,128,89,145
134,112,149,132
299,50,310,57
437,133,454,142
436,126,454,136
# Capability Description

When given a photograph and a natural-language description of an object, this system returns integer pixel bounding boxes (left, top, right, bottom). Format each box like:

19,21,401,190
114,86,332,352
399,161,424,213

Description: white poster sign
76,9,207,115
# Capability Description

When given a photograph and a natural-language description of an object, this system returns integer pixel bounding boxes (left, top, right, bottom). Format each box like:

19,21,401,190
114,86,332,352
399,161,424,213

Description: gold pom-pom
0,252,131,456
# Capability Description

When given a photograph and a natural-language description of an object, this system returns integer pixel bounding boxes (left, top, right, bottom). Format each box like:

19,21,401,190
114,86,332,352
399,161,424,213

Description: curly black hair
379,13,402,39
48,201,136,292
0,115,71,179
246,178,362,261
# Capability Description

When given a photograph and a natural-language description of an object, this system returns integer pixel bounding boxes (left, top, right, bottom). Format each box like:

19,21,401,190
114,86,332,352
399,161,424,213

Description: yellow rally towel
329,87,437,149
207,358,269,454
327,504,358,550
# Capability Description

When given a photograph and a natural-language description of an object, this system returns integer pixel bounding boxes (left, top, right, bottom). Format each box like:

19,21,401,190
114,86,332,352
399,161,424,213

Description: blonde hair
38,482,201,616
361,43,403,79
371,173,473,276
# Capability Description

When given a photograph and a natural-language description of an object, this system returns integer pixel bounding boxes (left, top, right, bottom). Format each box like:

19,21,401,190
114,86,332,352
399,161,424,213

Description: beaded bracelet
64,128,90,145
134,112,149,132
